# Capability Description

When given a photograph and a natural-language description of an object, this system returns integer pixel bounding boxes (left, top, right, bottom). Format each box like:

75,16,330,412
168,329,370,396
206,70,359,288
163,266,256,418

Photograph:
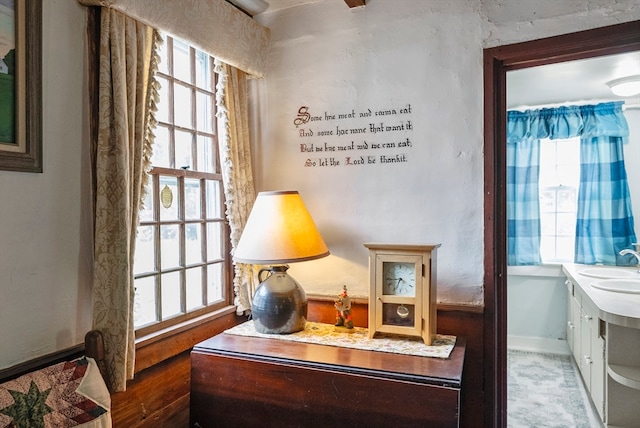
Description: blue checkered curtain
507,137,542,265
507,101,636,266
575,103,637,265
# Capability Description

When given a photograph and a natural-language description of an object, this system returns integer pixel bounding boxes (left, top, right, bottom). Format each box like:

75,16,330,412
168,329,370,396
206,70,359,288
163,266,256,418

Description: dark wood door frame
483,20,640,427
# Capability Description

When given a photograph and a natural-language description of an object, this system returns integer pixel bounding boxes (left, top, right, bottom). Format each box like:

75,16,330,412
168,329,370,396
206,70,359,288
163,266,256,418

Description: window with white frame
133,34,232,335
538,137,580,263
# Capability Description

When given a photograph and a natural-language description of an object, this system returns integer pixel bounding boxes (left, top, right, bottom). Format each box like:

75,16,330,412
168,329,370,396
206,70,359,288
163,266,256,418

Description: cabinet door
584,299,605,419
571,293,582,367
566,280,575,353
580,305,592,388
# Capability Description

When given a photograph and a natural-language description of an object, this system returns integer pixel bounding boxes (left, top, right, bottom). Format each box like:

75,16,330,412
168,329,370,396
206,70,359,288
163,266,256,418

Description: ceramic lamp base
251,265,307,334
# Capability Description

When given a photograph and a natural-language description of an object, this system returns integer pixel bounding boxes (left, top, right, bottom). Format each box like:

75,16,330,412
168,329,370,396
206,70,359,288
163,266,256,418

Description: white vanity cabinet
564,264,640,427
606,323,640,428
566,278,606,420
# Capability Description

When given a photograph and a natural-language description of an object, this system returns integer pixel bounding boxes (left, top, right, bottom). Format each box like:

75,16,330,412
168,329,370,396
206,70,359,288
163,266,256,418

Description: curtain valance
78,0,271,78
507,101,629,144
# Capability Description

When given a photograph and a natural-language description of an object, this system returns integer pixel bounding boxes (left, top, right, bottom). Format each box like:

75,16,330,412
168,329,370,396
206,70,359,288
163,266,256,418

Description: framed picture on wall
0,0,42,173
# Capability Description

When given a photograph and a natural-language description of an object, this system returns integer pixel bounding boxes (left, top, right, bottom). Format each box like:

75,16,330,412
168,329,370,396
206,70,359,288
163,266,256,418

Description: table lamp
233,190,330,334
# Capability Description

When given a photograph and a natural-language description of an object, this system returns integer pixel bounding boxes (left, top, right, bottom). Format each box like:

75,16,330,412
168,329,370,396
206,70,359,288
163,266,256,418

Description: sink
579,267,640,279
591,279,640,294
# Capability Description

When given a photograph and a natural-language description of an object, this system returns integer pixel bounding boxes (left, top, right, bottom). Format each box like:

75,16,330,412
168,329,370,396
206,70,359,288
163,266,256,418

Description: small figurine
334,285,354,330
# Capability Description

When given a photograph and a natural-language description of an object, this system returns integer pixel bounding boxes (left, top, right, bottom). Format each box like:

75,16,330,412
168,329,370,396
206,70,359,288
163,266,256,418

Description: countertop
563,263,640,329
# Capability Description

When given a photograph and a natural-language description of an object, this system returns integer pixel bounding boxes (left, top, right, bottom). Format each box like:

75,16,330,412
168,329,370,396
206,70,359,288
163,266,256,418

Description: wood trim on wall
483,20,640,428
0,345,85,383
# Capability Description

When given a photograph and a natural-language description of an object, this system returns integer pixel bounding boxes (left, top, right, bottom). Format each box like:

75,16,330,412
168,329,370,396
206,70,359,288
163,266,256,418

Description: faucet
619,245,640,268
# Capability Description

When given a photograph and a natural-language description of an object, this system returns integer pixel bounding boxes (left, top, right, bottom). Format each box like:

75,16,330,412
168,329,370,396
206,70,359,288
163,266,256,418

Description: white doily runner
225,321,456,359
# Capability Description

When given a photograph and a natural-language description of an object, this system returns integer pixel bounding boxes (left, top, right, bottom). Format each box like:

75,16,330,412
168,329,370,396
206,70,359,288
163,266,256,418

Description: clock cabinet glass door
374,254,423,338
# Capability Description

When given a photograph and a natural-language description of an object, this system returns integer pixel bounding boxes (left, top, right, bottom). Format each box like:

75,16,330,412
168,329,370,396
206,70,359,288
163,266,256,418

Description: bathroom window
133,34,232,335
538,137,580,263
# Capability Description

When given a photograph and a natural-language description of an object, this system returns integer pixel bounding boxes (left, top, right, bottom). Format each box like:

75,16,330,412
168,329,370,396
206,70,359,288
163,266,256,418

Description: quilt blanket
0,357,111,428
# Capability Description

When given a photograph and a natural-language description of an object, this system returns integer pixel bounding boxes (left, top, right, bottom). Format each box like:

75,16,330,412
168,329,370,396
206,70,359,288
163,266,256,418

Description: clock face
383,262,416,296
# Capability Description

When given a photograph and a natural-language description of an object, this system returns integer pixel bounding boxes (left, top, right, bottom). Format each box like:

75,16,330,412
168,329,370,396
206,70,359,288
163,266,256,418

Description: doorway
482,21,640,427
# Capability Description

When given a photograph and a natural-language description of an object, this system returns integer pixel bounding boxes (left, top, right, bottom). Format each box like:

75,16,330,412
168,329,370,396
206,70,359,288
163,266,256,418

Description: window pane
173,39,191,83
139,188,155,222
134,276,157,327
198,135,215,173
174,83,193,128
195,50,211,90
557,139,579,163
538,165,557,187
152,126,171,168
186,267,203,311
206,180,222,218
540,212,556,235
556,237,575,261
135,225,156,273
196,92,213,133
157,37,169,74
557,212,576,236
207,263,223,304
156,76,170,123
207,222,223,260
557,187,577,212
161,224,180,269
540,236,555,262
539,190,556,212
175,130,193,170
185,178,201,219
159,176,179,220
557,164,580,186
539,141,556,165
185,223,203,265
161,271,182,318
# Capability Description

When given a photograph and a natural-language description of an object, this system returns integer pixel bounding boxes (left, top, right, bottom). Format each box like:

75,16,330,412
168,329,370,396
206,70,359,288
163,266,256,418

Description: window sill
507,264,565,278
134,305,244,373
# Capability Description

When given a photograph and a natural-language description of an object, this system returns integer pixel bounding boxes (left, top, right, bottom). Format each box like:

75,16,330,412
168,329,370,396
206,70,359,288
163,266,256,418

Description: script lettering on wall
293,104,414,168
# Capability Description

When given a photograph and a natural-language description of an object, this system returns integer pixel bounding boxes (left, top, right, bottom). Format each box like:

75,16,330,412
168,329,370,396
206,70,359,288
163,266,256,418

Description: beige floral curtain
215,59,258,314
91,8,160,392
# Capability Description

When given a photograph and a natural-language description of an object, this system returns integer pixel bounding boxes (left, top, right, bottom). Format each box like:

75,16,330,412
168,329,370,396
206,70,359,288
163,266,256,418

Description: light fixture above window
607,75,640,97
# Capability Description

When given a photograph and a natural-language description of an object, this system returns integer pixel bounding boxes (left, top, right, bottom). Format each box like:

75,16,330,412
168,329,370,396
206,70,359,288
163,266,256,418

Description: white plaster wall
252,0,640,304
0,0,91,369
252,0,485,303
481,0,640,48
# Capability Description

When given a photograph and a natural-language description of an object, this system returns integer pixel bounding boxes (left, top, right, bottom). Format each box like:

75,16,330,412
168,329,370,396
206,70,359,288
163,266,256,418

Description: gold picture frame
0,0,42,173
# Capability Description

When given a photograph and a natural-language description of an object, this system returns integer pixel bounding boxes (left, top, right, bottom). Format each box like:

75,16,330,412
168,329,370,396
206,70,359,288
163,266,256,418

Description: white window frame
134,34,232,337
538,136,580,263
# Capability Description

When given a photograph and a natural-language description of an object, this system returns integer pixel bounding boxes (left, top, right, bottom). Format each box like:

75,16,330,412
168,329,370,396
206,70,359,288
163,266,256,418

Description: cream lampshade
234,190,329,334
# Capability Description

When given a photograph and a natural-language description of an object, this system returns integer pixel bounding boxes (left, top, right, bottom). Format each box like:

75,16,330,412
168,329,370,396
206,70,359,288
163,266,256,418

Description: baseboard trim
507,335,570,355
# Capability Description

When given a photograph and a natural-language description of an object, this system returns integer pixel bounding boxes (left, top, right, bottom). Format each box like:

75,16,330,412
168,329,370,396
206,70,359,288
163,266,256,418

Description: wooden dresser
190,329,465,427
